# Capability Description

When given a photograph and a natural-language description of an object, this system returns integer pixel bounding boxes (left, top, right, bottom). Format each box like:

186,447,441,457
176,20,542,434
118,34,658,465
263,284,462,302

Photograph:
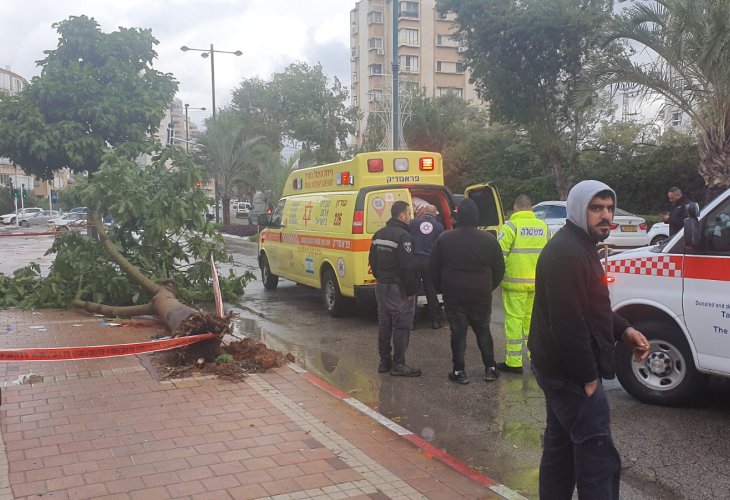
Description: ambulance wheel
260,254,279,290
615,319,707,406
322,268,348,317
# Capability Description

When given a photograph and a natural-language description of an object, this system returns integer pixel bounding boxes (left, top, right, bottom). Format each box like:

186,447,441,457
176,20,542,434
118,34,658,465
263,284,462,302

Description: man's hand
584,379,598,397
661,212,669,223
623,327,651,362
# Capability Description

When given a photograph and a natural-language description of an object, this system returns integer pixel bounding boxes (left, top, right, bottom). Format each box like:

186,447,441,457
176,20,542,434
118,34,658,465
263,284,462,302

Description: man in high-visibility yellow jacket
497,194,549,374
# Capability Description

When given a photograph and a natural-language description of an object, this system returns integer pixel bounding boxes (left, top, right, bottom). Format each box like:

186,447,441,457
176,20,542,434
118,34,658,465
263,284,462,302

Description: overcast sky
0,0,353,126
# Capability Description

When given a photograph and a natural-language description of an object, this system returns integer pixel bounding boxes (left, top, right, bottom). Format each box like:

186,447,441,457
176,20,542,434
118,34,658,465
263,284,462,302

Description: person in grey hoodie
528,180,650,500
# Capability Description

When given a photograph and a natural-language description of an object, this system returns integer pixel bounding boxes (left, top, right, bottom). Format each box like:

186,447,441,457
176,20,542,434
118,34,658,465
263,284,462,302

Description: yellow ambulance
257,151,503,316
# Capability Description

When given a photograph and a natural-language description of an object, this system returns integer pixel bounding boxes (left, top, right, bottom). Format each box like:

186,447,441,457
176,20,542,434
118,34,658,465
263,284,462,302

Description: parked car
18,209,63,227
1,207,43,225
235,201,251,219
48,212,87,232
647,222,670,245
533,201,650,248
69,206,87,214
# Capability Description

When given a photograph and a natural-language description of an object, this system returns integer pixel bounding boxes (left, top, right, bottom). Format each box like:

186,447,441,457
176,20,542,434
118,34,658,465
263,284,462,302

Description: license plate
621,225,637,232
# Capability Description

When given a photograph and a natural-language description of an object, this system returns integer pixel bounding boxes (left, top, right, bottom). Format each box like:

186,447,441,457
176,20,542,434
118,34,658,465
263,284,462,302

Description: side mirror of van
257,213,270,227
683,202,701,248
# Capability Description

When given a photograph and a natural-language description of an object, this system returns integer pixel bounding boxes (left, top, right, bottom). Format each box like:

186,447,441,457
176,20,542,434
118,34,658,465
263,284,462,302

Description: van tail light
640,222,647,231
419,157,435,171
604,274,615,284
610,223,619,230
352,210,364,234
368,159,383,172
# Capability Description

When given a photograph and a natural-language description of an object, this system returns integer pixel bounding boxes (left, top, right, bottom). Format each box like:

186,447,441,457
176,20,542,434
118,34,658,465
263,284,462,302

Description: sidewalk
0,308,512,500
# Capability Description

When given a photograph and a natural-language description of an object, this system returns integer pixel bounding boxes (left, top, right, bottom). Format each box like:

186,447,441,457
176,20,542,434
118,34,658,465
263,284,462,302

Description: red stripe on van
683,255,730,282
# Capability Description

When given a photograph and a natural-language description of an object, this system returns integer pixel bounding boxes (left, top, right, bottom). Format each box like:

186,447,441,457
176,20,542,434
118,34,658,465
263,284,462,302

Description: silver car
18,210,63,227
0,207,43,225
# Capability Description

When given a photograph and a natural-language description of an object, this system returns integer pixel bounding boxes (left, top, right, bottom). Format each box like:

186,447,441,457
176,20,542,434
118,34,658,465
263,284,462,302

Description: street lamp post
183,104,206,154
180,44,242,223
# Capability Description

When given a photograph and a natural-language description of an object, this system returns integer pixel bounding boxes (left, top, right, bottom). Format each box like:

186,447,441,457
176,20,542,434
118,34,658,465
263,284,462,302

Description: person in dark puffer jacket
429,198,505,385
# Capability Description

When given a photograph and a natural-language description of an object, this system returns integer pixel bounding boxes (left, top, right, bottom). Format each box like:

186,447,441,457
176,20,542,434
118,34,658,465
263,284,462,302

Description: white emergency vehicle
606,188,730,405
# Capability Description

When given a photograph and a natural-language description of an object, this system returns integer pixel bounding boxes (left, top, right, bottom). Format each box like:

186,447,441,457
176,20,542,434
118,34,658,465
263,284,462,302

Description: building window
369,89,384,102
399,28,419,47
367,10,383,24
368,37,384,50
400,1,419,19
437,87,464,98
353,95,358,107
436,61,465,74
436,34,459,47
672,111,683,126
351,46,359,59
369,64,384,76
353,71,358,83
400,55,419,73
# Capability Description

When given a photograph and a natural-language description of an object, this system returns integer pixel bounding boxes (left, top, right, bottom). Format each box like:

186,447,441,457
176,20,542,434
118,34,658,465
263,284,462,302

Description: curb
289,363,528,500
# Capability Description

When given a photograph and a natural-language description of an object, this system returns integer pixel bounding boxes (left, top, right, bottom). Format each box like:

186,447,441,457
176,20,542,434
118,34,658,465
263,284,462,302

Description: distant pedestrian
662,186,692,236
529,180,650,499
497,194,549,374
429,198,505,385
409,204,445,329
369,201,422,377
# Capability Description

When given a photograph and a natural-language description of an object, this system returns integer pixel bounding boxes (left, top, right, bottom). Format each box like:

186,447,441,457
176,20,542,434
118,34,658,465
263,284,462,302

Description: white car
48,212,87,232
647,222,670,245
1,207,43,225
533,201,650,249
18,209,63,227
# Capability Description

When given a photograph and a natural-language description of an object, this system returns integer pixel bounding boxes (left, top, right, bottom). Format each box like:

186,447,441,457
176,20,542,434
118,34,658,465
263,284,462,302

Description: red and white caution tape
0,333,218,361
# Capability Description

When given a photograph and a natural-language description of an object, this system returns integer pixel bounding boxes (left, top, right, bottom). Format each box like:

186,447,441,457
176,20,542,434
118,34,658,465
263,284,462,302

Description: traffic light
12,189,17,199
21,184,26,199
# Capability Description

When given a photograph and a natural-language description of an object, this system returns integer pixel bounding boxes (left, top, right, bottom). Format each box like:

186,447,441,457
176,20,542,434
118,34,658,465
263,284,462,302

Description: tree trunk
698,117,730,203
548,148,573,201
221,194,231,226
73,215,228,362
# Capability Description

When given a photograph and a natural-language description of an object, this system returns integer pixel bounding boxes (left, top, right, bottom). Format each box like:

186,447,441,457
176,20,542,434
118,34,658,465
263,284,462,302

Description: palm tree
196,109,272,225
591,0,730,199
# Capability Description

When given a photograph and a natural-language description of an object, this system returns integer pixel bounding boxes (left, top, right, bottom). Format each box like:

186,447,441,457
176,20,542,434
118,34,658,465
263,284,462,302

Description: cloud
0,0,351,125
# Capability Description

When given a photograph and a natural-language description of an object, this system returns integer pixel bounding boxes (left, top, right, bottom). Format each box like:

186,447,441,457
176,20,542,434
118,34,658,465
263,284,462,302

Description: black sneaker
497,362,523,374
484,366,500,382
431,320,442,329
378,359,392,373
448,370,469,384
390,364,422,377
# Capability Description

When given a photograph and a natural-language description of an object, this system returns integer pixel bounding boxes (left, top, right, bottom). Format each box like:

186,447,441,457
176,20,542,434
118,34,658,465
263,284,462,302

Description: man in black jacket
662,186,692,236
528,180,650,500
429,198,505,384
369,200,421,377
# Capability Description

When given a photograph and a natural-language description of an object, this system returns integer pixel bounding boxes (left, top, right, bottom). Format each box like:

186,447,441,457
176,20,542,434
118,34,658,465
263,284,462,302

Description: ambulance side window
271,200,286,228
704,198,730,254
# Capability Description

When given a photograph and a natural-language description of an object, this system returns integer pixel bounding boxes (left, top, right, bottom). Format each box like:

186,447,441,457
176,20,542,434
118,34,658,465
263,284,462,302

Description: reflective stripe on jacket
498,211,549,291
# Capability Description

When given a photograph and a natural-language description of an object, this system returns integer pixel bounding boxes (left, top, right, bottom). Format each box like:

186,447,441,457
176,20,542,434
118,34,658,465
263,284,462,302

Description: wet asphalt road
222,236,730,500
2,226,729,498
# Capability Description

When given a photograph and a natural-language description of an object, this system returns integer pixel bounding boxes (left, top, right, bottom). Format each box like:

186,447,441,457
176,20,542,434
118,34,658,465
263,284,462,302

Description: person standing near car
369,200,422,377
497,194,549,374
528,180,650,499
409,204,444,329
662,186,692,236
429,198,505,384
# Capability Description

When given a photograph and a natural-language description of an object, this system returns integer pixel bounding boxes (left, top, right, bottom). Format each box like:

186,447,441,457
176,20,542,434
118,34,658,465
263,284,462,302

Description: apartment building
349,0,480,147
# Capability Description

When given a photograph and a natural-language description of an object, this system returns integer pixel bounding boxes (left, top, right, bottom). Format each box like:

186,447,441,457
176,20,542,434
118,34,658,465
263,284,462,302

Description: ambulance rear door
464,182,505,234
359,188,412,284
682,195,730,372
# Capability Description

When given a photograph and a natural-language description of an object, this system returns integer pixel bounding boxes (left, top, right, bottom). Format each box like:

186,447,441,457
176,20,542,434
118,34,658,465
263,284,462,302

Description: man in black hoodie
369,200,421,377
528,180,650,500
429,198,505,384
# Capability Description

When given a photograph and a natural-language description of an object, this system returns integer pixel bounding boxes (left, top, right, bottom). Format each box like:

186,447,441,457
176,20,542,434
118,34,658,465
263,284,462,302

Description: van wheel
322,268,348,317
260,254,279,290
615,319,707,406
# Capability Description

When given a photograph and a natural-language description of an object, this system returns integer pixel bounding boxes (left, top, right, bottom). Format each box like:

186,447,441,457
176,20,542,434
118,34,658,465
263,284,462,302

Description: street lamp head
180,45,189,52
201,52,209,58
233,51,243,56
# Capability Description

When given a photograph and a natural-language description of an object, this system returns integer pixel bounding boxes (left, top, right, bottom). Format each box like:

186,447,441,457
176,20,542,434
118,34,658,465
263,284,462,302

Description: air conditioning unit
457,46,467,53
376,48,385,56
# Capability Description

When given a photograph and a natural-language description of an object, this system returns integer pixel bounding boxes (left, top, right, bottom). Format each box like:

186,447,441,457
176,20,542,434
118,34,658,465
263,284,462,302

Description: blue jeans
533,368,621,500
444,301,495,372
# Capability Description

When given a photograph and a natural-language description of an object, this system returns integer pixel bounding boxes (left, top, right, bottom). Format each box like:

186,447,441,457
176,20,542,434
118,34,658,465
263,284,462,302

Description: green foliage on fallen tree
0,149,254,309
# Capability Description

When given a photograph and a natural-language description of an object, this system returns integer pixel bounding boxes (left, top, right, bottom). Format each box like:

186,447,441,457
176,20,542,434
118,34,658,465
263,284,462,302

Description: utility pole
392,0,400,150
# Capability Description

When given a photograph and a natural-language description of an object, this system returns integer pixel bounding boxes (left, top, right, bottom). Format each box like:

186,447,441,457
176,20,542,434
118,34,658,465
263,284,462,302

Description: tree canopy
587,0,730,198
0,15,177,179
231,62,357,167
437,0,615,198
